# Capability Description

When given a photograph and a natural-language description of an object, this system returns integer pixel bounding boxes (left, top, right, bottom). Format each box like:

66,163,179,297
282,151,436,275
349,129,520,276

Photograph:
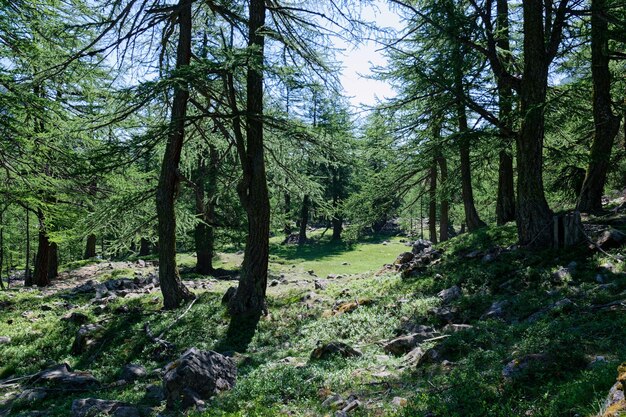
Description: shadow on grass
214,313,261,354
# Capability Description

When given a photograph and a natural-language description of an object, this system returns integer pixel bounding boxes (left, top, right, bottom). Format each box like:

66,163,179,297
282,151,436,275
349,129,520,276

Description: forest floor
1,219,626,417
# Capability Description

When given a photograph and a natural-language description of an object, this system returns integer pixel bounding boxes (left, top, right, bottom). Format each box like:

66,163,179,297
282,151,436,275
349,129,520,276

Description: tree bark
429,159,438,244
298,195,310,244
577,0,622,213
194,146,218,275
229,0,270,319
24,208,32,286
331,169,343,242
84,234,96,259
283,192,292,239
516,0,554,247
453,43,486,232
437,154,449,242
155,0,195,309
495,0,516,225
48,241,58,280
0,208,4,290
139,238,150,257
32,209,50,287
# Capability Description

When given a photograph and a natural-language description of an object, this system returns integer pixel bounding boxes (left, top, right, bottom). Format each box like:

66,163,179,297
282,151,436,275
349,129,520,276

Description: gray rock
30,363,99,390
597,228,626,250
17,388,47,403
428,305,460,323
481,300,508,320
0,336,10,344
437,285,461,304
71,323,105,355
120,364,147,382
383,330,437,356
442,324,473,333
311,342,362,360
269,279,280,287
71,398,140,417
502,353,550,380
411,239,432,255
551,267,572,284
61,312,89,325
395,252,414,265
144,384,165,403
163,348,237,410
322,393,345,409
314,280,328,290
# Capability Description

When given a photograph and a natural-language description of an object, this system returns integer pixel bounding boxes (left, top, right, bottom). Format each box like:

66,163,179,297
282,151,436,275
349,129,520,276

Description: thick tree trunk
437,154,449,242
84,234,96,259
495,0,516,225
516,0,553,247
298,195,309,244
48,241,58,280
229,0,270,319
24,208,32,286
453,44,486,232
32,209,50,287
155,0,194,309
577,0,622,213
429,159,438,244
139,238,150,256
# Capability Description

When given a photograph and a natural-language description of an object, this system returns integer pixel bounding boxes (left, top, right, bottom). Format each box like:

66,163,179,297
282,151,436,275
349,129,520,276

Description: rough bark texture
453,43,486,232
516,0,554,247
228,0,270,318
577,0,621,213
0,208,4,290
24,208,32,286
429,159,438,244
84,234,96,259
437,154,449,242
139,238,150,257
33,210,50,287
48,241,58,280
283,192,292,239
495,0,516,225
298,195,310,245
194,147,218,275
155,0,195,309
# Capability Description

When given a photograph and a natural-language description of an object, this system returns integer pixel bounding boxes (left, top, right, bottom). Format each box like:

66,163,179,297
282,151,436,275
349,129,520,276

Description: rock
314,280,328,290
30,363,99,390
221,286,237,304
61,312,89,325
71,323,105,354
327,274,338,279
442,324,473,333
597,229,626,250
383,330,438,356
322,393,345,409
428,305,460,323
411,239,432,255
589,356,607,368
120,364,147,382
0,336,10,344
526,298,574,323
269,279,280,287
481,300,508,320
402,346,426,366
342,399,361,413
395,252,414,265
551,266,572,284
163,348,237,410
301,292,318,302
391,397,408,408
17,388,47,403
311,342,362,360
341,262,350,266
144,384,165,403
437,285,461,303
308,270,316,276
136,259,146,268
71,398,140,417
502,353,550,380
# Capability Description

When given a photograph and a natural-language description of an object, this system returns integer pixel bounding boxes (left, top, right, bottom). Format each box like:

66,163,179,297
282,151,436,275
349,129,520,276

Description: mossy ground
1,226,625,416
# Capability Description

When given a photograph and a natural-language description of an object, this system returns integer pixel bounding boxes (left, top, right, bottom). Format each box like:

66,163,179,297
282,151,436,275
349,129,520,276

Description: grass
1,227,625,416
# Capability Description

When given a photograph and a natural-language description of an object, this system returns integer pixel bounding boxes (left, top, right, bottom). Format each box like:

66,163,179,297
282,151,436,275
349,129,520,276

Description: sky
334,1,403,112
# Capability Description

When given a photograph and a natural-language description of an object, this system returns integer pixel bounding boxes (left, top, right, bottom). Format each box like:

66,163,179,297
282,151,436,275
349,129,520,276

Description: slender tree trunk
33,209,50,287
331,169,343,242
48,241,58,280
139,238,150,257
298,195,310,244
516,0,554,247
229,0,270,318
577,0,622,213
284,192,292,239
24,208,32,286
194,147,218,275
155,0,194,309
84,234,96,259
453,43,486,231
495,0,516,225
437,154,449,242
429,159,438,244
0,208,4,290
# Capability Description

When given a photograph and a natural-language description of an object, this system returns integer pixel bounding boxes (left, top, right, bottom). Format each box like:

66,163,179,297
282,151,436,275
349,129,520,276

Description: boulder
597,229,626,250
395,252,414,265
383,330,438,356
16,388,47,404
437,285,461,303
163,348,236,410
481,300,509,320
71,323,105,355
322,393,346,409
120,364,147,382
71,398,140,417
61,312,89,325
551,266,572,284
411,239,432,255
30,363,99,390
311,342,362,360
428,305,460,323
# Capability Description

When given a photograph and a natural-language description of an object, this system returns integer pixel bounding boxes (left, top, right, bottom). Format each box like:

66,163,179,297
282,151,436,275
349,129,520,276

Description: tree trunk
298,195,310,244
437,154,449,242
139,238,150,257
155,0,195,309
453,43,486,232
24,208,32,286
48,241,58,280
229,0,270,319
32,209,50,287
516,0,553,247
577,0,622,213
194,147,218,275
0,208,4,290
84,234,96,259
283,192,292,239
429,159,438,244
331,169,343,242
495,0,516,225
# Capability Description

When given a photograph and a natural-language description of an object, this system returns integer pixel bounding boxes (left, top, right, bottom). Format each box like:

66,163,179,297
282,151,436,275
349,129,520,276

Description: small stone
437,285,461,303
0,336,10,344
391,397,407,407
322,394,345,409
342,262,349,266
311,342,362,360
17,388,47,403
71,398,139,417
342,399,361,412
314,280,328,290
61,312,89,325
442,324,473,333
269,279,280,287
120,364,147,382
551,267,572,284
